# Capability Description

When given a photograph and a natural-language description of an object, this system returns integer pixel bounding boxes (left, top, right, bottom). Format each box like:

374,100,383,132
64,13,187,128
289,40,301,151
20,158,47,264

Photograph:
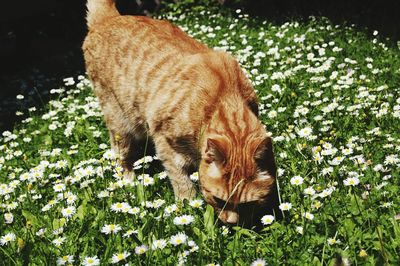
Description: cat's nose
225,211,239,224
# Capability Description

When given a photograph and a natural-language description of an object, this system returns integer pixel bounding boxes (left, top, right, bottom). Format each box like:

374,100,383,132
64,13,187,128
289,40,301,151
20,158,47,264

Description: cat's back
83,15,210,107
83,15,208,67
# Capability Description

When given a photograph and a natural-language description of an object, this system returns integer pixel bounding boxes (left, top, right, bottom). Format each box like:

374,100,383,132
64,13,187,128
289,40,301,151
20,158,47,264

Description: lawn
0,2,399,265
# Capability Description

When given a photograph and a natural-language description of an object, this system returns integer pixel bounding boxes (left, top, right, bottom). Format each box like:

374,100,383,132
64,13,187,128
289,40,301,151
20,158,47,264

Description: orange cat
83,0,278,225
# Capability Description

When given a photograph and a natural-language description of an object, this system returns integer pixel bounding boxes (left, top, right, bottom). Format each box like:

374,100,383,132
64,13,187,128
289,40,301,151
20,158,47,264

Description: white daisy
52,237,65,247
296,226,304,234
61,206,76,218
111,251,130,264
189,199,204,208
123,229,138,238
82,256,100,266
290,176,304,186
173,215,195,225
278,202,292,211
343,177,360,186
170,232,188,246
53,183,66,192
110,202,130,213
4,213,13,224
101,224,122,235
297,127,312,138
251,259,266,266
129,207,141,215
303,187,316,196
189,172,199,181
261,215,275,225
56,255,74,265
142,176,154,186
151,239,168,250
134,245,148,255
303,212,314,220
327,238,341,245
164,204,178,216
0,233,16,246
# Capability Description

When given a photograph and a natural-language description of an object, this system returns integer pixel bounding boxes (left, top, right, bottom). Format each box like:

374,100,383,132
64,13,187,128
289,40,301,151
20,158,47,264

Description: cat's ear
247,99,259,117
204,137,228,164
254,137,276,176
254,137,271,158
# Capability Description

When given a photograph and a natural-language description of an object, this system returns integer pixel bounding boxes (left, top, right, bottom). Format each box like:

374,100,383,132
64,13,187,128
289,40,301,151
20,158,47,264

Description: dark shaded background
1,0,399,131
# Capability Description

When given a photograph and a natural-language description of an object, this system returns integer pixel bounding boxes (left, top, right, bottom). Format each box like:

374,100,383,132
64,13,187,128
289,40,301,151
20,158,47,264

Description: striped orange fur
83,0,278,225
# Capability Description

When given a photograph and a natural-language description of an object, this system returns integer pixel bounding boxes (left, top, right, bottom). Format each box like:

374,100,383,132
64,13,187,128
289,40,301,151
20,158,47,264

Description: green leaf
193,227,201,237
343,219,355,233
203,204,215,238
52,218,65,230
22,210,41,229
76,200,88,220
136,183,145,202
348,194,364,215
43,134,52,146
312,256,321,265
236,228,255,239
91,210,105,229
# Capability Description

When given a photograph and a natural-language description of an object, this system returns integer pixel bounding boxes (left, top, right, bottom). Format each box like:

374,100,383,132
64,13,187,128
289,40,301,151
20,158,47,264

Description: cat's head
199,134,278,227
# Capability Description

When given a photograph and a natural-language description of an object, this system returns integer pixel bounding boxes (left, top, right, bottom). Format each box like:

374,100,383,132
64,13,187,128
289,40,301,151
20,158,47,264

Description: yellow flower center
359,250,367,257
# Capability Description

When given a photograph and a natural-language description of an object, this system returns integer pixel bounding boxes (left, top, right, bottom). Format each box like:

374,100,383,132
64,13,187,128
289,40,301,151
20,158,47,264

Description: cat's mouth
201,187,280,229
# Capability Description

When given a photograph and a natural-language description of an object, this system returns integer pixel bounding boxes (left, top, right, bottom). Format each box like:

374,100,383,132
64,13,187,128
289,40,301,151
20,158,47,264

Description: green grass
1,2,399,265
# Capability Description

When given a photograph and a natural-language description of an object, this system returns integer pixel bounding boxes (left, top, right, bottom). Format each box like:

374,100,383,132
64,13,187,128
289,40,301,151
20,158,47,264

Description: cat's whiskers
216,178,245,225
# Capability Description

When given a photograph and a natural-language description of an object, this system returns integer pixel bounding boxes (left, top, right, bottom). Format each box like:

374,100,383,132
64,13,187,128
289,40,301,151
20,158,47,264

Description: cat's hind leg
96,90,146,181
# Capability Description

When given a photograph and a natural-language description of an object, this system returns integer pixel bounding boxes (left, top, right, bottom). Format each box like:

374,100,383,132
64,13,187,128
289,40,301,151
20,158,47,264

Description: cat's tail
86,0,120,29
